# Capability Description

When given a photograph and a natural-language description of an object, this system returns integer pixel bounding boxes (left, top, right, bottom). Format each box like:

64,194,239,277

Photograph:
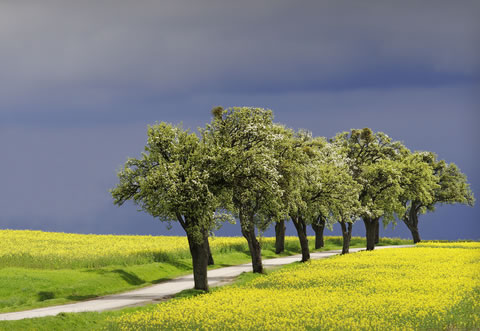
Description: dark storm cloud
1,0,479,125
1,1,478,238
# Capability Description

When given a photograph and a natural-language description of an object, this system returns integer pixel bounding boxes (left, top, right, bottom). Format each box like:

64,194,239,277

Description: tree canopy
399,151,474,243
332,128,409,250
203,107,283,273
111,122,219,290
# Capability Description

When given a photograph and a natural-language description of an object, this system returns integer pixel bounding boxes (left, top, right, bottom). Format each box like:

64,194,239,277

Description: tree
359,159,405,250
203,107,283,273
311,141,361,254
275,128,360,261
111,123,220,291
270,128,321,262
332,128,408,250
285,131,319,262
269,124,306,255
319,141,361,254
400,152,474,243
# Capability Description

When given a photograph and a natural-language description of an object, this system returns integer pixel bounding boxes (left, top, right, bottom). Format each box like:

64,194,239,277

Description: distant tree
274,128,360,261
318,141,361,254
360,159,405,249
298,138,361,260
400,152,474,243
270,124,296,254
271,127,314,261
203,107,283,273
332,128,408,250
397,151,439,243
111,123,220,291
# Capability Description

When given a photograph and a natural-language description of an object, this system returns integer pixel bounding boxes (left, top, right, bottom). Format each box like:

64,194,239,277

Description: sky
1,1,479,240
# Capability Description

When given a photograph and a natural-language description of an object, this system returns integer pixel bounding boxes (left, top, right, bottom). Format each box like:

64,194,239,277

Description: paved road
0,245,414,321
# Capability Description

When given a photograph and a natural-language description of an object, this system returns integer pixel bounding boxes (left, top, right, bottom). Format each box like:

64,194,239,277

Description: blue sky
1,1,479,240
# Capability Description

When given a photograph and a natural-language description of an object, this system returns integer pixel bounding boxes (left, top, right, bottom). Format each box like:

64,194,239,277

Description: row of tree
111,107,474,291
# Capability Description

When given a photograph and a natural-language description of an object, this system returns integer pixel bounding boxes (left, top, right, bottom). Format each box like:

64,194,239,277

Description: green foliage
270,124,304,221
398,151,439,222
111,122,220,243
203,107,283,231
434,161,475,208
360,159,405,223
332,128,408,225
399,152,439,207
400,150,475,230
396,149,475,216
311,140,361,226
274,125,361,228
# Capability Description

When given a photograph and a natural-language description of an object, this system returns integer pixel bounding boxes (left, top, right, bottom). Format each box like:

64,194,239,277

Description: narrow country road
0,245,414,321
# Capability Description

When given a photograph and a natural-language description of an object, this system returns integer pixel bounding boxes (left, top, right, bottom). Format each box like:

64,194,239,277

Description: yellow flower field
417,241,480,249
112,244,480,330
0,229,306,269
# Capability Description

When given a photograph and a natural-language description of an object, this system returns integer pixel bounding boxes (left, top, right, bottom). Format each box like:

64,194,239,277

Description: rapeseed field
0,229,406,270
0,229,256,268
0,229,334,269
112,244,480,330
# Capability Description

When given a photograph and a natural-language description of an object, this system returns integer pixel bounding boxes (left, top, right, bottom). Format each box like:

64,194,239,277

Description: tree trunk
340,221,353,254
363,217,379,251
207,238,214,265
292,215,310,262
403,203,421,243
408,224,421,244
240,212,263,273
186,231,210,291
311,216,325,249
375,221,380,244
275,220,286,254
